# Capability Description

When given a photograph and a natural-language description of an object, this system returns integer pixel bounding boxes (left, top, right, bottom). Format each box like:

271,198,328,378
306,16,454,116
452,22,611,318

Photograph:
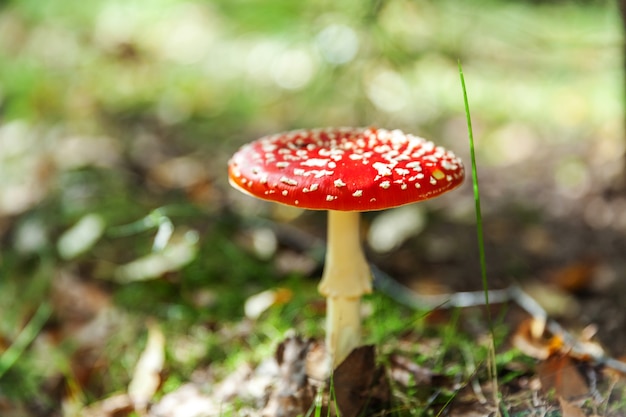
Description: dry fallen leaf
150,383,219,417
115,230,199,282
57,213,106,260
537,355,589,400
128,321,165,414
263,335,315,417
330,345,390,417
513,318,592,400
389,354,435,387
512,318,563,360
558,396,587,417
547,258,598,294
81,393,133,417
244,288,293,320
51,270,112,332
49,271,119,390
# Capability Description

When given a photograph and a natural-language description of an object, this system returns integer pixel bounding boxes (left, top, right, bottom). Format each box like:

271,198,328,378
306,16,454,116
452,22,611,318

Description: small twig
374,268,626,375
371,264,511,309
262,217,626,376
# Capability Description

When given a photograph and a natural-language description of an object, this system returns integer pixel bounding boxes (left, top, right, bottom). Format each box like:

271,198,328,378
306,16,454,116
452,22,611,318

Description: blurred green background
0,0,623,414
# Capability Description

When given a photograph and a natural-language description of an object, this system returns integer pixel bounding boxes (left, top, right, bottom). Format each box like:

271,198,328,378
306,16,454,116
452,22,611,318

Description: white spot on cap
353,190,363,197
280,177,298,186
282,190,288,196
313,170,334,178
303,183,320,193
373,162,392,177
406,161,422,171
301,158,330,167
441,160,456,171
276,161,289,168
395,168,410,176
429,177,437,185
326,195,337,201
334,179,346,187
380,181,391,189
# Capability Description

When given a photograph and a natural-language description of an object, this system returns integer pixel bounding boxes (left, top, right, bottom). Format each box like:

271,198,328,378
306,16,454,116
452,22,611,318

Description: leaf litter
36,218,626,417
101,288,626,416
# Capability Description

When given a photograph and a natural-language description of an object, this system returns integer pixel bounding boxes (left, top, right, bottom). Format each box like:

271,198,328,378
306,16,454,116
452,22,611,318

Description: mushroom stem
318,210,372,368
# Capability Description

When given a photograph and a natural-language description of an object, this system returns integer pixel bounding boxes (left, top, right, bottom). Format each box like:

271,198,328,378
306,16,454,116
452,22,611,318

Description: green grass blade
459,61,501,413
0,302,52,380
458,61,491,324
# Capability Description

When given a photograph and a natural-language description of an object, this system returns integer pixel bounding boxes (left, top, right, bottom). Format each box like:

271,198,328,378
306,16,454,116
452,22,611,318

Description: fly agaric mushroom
228,127,464,368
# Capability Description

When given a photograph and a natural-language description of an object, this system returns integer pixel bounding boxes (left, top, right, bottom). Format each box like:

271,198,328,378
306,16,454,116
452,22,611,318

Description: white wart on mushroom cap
228,127,465,211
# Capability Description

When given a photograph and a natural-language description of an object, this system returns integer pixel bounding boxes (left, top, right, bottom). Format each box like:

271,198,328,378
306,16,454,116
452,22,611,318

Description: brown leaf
547,258,597,294
52,271,111,330
558,396,587,417
50,271,117,390
537,355,589,400
330,345,390,417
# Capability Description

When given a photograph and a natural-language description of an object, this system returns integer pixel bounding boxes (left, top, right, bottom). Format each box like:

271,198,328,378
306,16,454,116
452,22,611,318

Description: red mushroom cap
228,127,464,211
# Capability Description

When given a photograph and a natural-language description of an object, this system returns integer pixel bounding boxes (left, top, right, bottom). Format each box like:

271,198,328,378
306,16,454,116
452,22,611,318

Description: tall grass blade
458,61,500,414
0,302,52,379
458,62,491,323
